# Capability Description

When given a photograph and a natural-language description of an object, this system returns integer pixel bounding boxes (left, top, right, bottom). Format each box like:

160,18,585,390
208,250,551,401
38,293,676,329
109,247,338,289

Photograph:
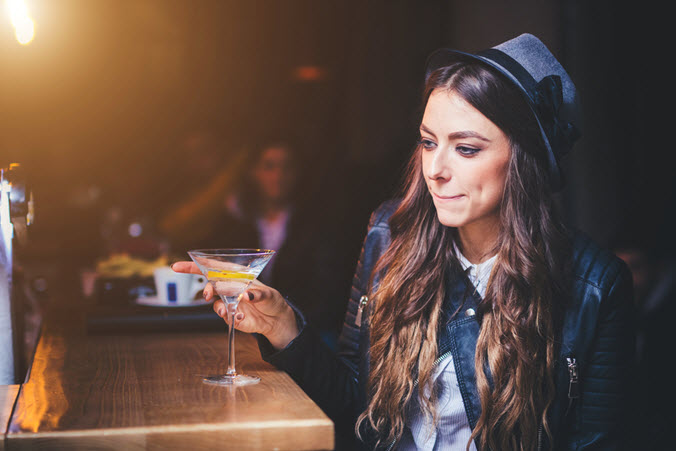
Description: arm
567,262,636,450
172,201,396,440
256,202,395,438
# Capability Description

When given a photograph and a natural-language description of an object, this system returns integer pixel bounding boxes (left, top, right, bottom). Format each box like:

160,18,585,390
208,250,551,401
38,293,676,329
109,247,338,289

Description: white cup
153,266,206,305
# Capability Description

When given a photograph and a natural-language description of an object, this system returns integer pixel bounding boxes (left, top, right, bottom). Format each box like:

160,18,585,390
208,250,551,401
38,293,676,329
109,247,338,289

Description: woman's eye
418,139,436,150
456,146,480,156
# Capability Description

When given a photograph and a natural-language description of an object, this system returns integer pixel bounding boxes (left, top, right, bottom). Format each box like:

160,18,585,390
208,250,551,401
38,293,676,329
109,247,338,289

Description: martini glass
188,248,275,386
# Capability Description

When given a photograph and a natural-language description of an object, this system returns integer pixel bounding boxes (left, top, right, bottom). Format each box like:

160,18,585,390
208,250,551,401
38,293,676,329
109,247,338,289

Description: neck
259,201,288,221
456,220,500,265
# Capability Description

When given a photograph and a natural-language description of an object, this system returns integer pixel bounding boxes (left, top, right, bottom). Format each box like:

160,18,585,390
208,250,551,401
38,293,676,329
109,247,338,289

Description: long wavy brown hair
356,57,570,450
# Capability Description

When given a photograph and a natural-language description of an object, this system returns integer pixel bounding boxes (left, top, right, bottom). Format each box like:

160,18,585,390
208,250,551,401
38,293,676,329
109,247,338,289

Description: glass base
202,374,260,386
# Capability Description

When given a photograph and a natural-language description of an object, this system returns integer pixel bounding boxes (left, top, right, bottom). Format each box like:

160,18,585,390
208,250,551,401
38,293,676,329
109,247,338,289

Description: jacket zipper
566,357,579,399
565,356,579,419
413,349,453,387
384,349,454,451
537,357,578,451
355,295,369,327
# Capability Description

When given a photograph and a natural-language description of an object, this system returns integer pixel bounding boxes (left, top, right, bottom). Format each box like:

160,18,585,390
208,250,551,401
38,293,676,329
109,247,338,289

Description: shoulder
351,199,401,289
361,199,400,254
558,230,636,376
566,229,635,324
367,198,400,230
568,229,632,294
361,198,401,248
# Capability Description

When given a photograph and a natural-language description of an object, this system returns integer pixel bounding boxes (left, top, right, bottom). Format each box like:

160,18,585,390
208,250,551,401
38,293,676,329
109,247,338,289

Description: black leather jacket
258,200,636,450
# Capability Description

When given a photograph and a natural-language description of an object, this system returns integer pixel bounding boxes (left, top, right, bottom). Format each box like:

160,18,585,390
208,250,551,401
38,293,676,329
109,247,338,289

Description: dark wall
560,0,673,257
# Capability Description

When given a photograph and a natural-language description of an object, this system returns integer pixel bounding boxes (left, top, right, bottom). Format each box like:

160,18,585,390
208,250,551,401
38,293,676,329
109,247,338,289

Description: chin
435,211,464,228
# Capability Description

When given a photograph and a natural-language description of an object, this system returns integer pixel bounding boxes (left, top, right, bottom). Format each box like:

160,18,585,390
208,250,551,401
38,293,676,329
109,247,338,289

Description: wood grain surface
6,303,333,450
1,385,19,451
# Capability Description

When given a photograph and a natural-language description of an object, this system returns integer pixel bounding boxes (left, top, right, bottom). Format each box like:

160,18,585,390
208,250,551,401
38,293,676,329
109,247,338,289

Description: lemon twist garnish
207,270,255,280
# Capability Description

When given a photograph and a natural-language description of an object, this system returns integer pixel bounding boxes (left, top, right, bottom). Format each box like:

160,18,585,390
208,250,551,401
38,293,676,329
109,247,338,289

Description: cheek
420,153,435,186
481,162,509,202
420,153,430,178
458,159,507,207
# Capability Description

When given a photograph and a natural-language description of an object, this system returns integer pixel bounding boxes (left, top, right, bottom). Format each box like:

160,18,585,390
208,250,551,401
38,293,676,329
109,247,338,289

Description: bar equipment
0,163,34,383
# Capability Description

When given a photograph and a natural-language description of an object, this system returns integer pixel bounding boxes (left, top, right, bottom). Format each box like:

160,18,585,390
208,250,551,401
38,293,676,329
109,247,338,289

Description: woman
173,34,635,450
225,137,351,348
223,137,299,283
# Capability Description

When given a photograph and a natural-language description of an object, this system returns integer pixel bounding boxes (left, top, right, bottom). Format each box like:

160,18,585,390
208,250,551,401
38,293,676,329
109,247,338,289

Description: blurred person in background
164,134,349,349
222,136,299,282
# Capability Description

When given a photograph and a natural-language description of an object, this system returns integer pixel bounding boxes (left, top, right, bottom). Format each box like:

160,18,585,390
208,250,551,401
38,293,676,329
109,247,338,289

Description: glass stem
225,298,238,377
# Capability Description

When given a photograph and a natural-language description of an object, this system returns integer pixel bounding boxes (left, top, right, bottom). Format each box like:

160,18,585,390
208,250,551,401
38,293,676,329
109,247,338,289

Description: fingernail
235,313,244,321
248,292,254,301
203,289,209,299
218,307,225,316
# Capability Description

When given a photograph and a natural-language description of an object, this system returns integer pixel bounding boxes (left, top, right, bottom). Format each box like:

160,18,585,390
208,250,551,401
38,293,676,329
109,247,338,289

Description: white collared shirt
399,243,496,450
452,240,498,299
255,209,290,283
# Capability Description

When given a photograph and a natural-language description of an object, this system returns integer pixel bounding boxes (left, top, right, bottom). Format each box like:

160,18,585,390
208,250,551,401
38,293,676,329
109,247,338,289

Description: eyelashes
417,138,436,150
418,138,480,156
456,146,480,156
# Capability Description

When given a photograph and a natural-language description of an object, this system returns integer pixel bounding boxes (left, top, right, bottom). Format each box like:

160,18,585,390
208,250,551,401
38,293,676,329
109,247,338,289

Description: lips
432,192,464,201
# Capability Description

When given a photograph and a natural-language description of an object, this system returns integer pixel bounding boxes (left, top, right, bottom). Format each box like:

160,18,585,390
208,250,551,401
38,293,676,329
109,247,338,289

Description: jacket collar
437,264,485,432
441,264,482,330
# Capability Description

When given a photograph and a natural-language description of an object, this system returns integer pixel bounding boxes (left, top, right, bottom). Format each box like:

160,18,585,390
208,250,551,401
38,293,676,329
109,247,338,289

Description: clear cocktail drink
188,249,275,386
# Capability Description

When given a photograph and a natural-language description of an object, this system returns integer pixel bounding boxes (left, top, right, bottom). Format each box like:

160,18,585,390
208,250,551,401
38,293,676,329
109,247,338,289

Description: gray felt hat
425,33,581,191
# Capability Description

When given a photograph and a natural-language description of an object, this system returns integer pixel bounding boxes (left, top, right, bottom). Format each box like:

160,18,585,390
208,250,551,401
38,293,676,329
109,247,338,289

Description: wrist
266,303,300,350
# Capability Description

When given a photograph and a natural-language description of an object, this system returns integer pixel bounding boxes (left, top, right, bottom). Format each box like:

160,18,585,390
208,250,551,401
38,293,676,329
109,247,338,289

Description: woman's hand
171,261,300,350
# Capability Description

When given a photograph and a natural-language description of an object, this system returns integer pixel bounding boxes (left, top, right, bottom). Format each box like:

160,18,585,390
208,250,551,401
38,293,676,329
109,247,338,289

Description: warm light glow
14,16,34,44
292,65,327,82
5,0,35,45
15,334,68,432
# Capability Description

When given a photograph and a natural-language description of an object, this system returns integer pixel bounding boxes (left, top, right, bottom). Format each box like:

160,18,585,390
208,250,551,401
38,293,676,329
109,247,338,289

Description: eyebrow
419,124,491,142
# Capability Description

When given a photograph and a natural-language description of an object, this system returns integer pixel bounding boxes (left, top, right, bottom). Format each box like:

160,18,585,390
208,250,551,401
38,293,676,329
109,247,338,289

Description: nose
428,147,451,181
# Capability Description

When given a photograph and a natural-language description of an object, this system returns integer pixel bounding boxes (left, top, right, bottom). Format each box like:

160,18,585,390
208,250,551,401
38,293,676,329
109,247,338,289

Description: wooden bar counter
3,281,334,450
1,385,19,451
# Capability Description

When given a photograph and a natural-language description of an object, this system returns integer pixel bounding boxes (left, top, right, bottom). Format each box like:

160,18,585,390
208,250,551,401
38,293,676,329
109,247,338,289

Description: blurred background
2,0,673,267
